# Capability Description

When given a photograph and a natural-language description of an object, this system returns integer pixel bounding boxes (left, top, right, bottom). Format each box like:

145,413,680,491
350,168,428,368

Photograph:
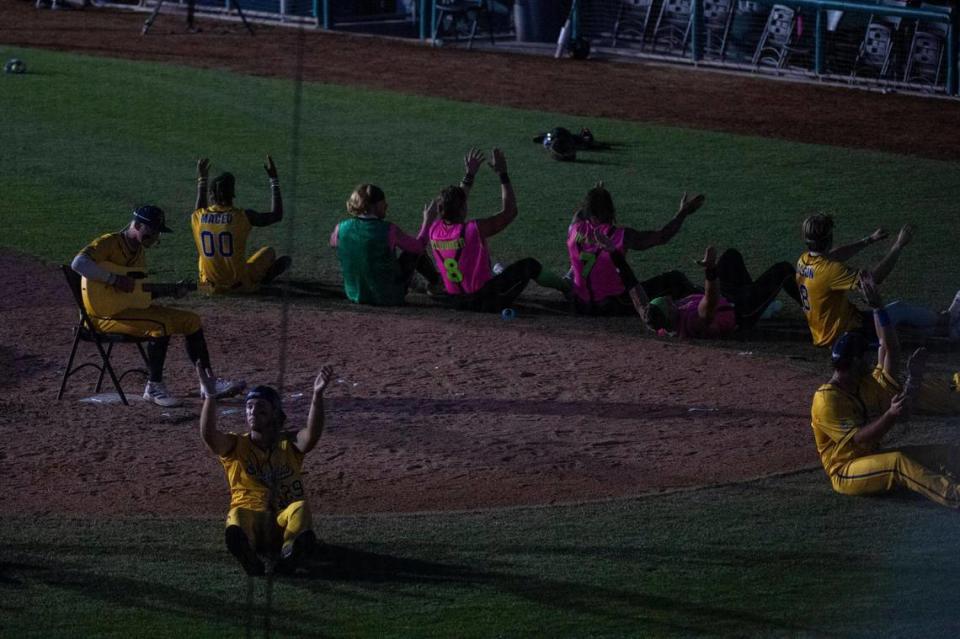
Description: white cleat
201,378,247,400
143,381,183,407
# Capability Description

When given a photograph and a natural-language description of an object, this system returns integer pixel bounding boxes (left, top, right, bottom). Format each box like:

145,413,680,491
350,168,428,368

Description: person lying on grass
198,363,333,576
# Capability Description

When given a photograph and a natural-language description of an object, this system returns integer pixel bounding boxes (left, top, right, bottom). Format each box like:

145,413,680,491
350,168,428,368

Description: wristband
498,172,510,185
461,173,475,187
197,177,208,184
704,266,718,281
875,308,891,327
269,178,280,188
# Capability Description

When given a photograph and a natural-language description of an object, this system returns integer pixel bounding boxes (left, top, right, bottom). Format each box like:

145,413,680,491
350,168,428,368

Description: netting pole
430,0,437,43
571,0,580,41
814,8,825,76
419,0,427,40
948,2,958,95
691,0,703,62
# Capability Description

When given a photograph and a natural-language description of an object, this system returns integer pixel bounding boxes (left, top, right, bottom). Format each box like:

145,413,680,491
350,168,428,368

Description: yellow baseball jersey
796,251,862,347
810,366,900,476
191,205,252,291
79,232,145,269
220,433,307,512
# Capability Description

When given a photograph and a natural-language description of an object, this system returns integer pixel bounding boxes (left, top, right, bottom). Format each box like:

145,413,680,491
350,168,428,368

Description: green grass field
2,47,959,638
4,473,960,638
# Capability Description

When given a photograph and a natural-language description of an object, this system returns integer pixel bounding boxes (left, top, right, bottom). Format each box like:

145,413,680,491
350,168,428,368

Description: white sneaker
948,289,960,341
143,381,182,407
200,378,246,400
492,262,505,276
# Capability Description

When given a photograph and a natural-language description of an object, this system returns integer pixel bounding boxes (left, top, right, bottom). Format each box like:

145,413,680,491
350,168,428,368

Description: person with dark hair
428,148,568,312
329,150,457,305
71,205,244,406
199,364,334,576
809,274,960,508
566,183,705,315
796,213,956,346
641,245,801,338
191,156,290,294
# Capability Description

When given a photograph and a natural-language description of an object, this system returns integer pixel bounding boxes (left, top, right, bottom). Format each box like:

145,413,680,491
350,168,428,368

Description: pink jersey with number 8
567,220,628,303
429,219,492,294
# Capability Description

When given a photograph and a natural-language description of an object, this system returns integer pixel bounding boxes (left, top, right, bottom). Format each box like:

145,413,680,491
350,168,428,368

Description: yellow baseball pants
832,445,960,508
92,304,202,338
226,500,312,557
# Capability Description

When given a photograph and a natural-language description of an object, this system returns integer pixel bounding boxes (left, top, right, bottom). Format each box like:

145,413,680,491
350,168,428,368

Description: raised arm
476,148,517,239
860,272,900,379
825,227,887,262
294,365,334,455
414,198,441,244
696,246,719,323
623,192,705,251
195,158,210,211
869,225,912,285
197,364,236,456
459,148,484,198
245,155,284,227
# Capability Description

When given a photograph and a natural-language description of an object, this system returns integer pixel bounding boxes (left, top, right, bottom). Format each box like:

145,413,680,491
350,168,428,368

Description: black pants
148,329,210,383
573,253,699,316
450,258,541,313
716,249,800,329
397,251,440,288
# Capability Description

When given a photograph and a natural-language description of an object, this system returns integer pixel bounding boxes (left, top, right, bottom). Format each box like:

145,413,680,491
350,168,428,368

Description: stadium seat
695,0,736,60
612,0,656,49
903,6,949,88
850,0,905,81
650,0,693,54
432,0,496,49
57,265,153,406
751,4,803,70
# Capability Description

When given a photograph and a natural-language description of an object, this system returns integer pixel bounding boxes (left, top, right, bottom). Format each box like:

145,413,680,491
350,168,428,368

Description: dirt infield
4,2,932,518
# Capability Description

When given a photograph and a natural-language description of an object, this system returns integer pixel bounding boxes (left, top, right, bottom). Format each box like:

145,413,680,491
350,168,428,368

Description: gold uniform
796,251,863,347
191,205,275,293
811,367,960,508
78,233,201,337
220,433,313,556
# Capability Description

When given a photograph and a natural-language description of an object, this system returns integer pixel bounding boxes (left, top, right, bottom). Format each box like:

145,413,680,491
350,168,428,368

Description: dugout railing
107,0,957,95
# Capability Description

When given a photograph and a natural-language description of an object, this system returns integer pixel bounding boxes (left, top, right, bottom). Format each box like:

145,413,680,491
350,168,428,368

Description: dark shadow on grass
296,544,487,585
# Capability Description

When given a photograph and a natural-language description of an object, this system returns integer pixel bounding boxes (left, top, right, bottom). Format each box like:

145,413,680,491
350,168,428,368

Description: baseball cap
646,296,674,331
246,385,282,410
831,332,868,367
132,205,172,233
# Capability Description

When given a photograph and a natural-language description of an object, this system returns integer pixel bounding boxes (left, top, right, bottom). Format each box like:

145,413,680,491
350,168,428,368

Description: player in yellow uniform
810,274,960,508
199,364,334,576
191,156,291,294
797,214,956,347
71,205,243,407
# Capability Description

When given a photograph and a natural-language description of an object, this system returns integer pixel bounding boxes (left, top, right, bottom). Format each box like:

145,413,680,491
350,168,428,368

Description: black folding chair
432,0,497,49
57,265,153,406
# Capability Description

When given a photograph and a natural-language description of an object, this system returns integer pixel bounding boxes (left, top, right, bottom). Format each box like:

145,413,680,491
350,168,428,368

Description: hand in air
894,225,913,249
196,362,217,400
197,158,210,180
314,365,334,396
464,148,485,177
113,275,136,294
696,245,717,269
859,272,883,309
678,192,706,217
887,392,908,417
264,155,279,180
488,148,508,174
868,228,888,243
422,197,440,224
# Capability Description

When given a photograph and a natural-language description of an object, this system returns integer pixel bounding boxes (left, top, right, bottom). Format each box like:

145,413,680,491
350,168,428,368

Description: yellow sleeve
78,233,117,263
863,366,900,413
811,387,861,444
825,260,860,292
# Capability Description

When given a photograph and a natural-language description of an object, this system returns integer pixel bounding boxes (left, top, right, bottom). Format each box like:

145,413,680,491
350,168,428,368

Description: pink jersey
567,220,628,303
676,294,737,338
429,220,492,294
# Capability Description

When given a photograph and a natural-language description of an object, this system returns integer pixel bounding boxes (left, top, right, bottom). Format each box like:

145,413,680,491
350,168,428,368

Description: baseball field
2,3,960,637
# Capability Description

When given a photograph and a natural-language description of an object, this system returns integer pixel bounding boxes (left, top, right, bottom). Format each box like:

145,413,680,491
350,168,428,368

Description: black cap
831,332,867,367
132,205,172,233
